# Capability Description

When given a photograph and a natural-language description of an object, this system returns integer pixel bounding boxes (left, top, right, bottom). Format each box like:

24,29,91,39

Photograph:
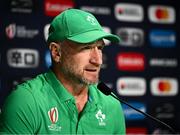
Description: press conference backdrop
0,0,179,134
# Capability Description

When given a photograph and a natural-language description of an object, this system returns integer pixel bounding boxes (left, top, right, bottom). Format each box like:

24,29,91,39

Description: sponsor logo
5,23,16,39
80,6,111,15
150,58,178,67
150,77,178,96
95,109,106,126
126,127,147,134
44,0,74,17
123,102,146,120
116,77,146,96
45,50,52,68
116,28,144,47
48,107,61,131
6,23,39,39
10,0,34,13
149,30,176,48
44,24,50,41
152,103,174,119
48,107,58,124
148,5,175,24
116,52,145,71
114,3,143,22
7,48,39,68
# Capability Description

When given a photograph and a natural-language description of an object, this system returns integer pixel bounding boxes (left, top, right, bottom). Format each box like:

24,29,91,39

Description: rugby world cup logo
48,107,59,124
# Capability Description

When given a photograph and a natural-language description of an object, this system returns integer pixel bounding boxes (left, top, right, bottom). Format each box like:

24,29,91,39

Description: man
0,9,125,134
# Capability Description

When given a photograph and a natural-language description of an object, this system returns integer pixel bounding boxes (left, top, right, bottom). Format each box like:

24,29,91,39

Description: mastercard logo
158,81,171,92
150,78,178,96
155,8,169,20
148,5,175,24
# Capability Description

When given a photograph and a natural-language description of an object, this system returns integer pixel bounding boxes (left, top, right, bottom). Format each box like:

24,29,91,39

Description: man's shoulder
2,72,50,110
6,72,50,103
18,72,47,91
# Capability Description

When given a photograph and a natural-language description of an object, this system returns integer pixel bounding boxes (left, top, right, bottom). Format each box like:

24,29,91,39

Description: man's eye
83,46,91,50
81,45,104,51
98,46,104,50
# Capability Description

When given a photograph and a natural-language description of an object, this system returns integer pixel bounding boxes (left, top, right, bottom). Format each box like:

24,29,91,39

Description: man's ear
49,42,61,63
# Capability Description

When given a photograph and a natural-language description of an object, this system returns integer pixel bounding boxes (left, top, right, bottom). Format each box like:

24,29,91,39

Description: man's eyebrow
86,40,105,46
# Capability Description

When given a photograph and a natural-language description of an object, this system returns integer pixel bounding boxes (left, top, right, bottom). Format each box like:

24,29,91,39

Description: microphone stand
97,82,177,134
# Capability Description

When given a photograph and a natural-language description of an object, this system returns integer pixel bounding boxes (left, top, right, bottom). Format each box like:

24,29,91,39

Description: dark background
0,0,179,134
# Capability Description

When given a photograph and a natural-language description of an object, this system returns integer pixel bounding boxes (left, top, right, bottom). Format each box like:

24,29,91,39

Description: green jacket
0,70,125,134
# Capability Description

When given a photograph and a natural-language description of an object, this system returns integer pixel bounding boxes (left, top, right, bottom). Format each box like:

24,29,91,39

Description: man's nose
89,47,103,66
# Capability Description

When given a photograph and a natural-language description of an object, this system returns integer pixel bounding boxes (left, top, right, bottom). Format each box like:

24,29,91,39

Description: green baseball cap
47,8,120,44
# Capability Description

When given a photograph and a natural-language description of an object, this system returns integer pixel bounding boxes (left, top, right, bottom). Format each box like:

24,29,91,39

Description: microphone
97,82,177,134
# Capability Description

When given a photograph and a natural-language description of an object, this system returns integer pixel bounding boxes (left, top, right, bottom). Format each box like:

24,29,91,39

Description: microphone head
97,82,112,95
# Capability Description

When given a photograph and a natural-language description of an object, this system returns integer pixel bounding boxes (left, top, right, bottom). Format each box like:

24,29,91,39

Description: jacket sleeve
0,86,39,134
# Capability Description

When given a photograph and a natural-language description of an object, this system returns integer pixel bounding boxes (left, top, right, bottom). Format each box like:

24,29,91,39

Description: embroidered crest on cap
86,15,97,25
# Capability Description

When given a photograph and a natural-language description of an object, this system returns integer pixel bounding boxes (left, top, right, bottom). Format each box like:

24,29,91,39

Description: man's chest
37,100,114,134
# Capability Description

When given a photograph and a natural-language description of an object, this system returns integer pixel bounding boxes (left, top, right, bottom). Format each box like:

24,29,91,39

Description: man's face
59,40,104,85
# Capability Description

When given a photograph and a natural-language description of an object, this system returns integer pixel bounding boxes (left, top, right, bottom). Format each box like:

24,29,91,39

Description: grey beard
60,65,99,86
